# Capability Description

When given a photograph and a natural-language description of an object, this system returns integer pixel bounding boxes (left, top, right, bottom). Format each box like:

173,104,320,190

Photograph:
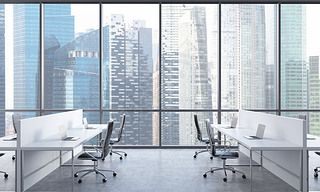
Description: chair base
0,171,8,178
193,143,212,159
75,160,116,183
110,145,127,160
203,158,246,182
314,167,320,177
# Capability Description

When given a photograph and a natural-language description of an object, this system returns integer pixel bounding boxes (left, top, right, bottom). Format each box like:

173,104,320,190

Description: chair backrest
101,120,114,159
194,114,202,141
206,119,216,156
116,114,126,141
12,115,22,134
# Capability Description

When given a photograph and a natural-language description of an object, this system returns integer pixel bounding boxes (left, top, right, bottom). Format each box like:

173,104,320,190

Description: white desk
213,124,303,192
20,124,107,191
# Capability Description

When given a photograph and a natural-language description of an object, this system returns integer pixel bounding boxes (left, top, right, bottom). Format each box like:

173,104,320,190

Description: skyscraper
309,56,320,136
43,4,75,109
161,4,191,145
107,14,153,145
281,5,307,110
13,5,40,110
14,4,74,110
0,5,5,136
221,4,267,111
178,6,212,145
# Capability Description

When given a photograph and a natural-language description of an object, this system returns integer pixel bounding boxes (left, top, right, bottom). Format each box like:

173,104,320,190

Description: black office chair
0,153,8,178
74,120,117,183
11,115,21,160
203,119,246,182
109,114,127,160
193,114,211,159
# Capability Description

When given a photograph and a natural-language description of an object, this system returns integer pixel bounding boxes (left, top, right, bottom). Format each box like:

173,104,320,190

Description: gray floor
1,149,320,191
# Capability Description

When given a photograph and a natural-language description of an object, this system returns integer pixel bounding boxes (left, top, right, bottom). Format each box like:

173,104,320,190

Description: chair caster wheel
315,173,318,177
211,170,214,173
74,173,78,177
315,168,318,172
4,173,8,178
102,178,107,183
210,156,213,160
113,172,117,177
223,178,227,182
232,171,236,173
110,152,112,155
120,157,123,160
124,153,127,156
203,174,207,178
78,179,82,183
102,158,105,161
242,175,246,179
193,155,197,158
12,156,15,160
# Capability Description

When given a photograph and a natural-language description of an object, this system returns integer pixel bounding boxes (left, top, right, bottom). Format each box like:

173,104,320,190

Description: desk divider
19,109,84,191
238,110,305,190
20,109,83,146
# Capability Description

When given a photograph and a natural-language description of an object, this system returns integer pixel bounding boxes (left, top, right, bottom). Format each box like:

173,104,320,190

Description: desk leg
71,150,74,192
250,150,252,192
60,151,62,166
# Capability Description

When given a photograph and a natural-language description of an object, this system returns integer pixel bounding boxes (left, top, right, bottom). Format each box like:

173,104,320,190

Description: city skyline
1,4,320,145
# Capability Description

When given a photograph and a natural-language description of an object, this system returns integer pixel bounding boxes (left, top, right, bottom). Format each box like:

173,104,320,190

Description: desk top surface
0,137,17,151
212,124,302,151
21,124,107,151
306,134,320,150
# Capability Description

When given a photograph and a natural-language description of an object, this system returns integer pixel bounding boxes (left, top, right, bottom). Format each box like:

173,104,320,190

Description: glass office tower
178,6,212,145
0,5,4,136
106,14,153,145
281,5,307,110
13,5,40,110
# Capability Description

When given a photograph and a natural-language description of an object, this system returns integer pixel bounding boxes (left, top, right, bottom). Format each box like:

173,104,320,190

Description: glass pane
221,4,277,110
3,5,40,109
281,5,307,109
1,112,38,137
102,4,158,110
307,5,320,111
43,4,99,109
161,112,217,145
161,4,218,110
103,112,156,145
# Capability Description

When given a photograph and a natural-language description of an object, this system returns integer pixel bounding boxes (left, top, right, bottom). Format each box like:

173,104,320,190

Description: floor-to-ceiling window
0,2,317,146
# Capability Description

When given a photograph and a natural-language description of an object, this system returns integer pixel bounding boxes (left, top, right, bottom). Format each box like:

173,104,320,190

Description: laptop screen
256,124,265,139
231,117,238,128
59,125,67,140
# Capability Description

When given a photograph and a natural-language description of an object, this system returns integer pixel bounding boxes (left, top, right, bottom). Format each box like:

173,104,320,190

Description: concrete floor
1,149,320,191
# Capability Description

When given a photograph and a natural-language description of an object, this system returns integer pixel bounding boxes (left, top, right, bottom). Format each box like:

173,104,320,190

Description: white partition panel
238,109,304,146
20,110,83,190
238,110,305,191
20,109,83,146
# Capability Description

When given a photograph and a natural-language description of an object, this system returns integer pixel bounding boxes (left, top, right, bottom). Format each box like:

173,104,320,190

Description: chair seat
215,151,239,159
315,152,320,156
0,153,4,157
201,138,210,143
110,138,119,144
78,152,102,160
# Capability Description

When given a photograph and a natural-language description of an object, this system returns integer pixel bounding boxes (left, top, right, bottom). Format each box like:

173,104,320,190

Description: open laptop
83,118,97,129
59,125,80,141
223,117,238,128
244,124,266,140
